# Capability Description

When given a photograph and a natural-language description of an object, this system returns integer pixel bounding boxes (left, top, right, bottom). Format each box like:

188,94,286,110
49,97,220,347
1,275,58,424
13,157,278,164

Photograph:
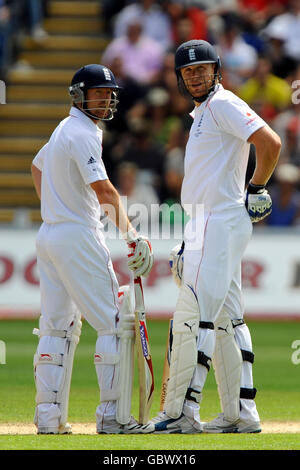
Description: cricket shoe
202,413,261,433
139,411,202,434
97,416,142,434
37,422,72,435
236,418,261,433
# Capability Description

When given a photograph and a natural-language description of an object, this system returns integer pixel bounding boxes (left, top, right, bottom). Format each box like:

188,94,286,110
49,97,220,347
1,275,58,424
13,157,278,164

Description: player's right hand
124,229,153,277
245,182,272,223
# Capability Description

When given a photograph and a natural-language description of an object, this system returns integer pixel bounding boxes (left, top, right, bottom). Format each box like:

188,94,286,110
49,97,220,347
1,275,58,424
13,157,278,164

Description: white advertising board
0,229,299,319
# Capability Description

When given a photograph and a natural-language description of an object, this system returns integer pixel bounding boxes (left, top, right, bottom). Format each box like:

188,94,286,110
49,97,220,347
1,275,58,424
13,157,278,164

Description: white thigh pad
165,284,200,419
213,308,242,422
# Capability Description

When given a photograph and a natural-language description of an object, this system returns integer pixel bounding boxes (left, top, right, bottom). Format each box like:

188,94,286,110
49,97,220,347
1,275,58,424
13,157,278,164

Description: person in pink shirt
101,20,165,85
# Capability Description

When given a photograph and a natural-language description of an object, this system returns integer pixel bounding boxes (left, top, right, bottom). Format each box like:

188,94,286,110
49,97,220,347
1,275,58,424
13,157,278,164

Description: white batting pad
165,284,200,419
33,312,82,431
213,308,242,422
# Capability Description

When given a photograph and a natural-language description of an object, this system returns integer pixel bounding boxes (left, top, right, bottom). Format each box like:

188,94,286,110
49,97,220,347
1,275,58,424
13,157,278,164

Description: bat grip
134,276,145,312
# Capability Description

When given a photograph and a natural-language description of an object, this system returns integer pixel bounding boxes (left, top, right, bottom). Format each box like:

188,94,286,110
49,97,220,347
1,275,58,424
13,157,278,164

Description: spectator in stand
237,0,288,29
141,86,182,149
272,64,300,165
115,161,160,230
274,110,300,167
101,55,148,135
0,0,12,79
215,13,258,86
113,0,172,51
266,163,300,226
238,54,291,122
165,1,208,46
112,119,166,201
261,20,298,81
100,0,127,35
25,0,48,40
101,19,165,85
261,0,300,62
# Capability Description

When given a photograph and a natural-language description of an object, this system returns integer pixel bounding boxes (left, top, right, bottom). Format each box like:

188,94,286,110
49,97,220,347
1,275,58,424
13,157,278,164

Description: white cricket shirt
32,106,108,227
181,84,266,215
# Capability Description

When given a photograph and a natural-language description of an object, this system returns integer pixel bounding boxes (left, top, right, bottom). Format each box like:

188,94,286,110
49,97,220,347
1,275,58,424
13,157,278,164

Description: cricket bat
159,319,173,411
134,276,154,425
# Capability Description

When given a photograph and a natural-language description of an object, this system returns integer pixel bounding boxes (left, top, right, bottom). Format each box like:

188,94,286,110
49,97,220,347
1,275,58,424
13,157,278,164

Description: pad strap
232,319,245,328
197,351,211,371
240,387,257,399
185,387,201,404
241,349,254,363
199,321,214,330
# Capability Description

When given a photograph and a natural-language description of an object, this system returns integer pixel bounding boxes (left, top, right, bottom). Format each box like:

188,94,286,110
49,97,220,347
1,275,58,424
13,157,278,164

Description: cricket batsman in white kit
141,40,281,434
31,64,153,434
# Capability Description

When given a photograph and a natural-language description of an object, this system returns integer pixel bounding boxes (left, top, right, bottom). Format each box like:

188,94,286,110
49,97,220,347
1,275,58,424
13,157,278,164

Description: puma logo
184,322,195,332
218,324,230,334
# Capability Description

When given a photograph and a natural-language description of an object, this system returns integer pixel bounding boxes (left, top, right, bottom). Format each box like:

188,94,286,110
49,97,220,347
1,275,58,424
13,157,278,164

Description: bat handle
134,276,144,311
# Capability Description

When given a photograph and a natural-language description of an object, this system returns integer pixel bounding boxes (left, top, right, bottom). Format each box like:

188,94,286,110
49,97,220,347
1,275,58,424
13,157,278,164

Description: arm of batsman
245,183,272,223
124,228,154,277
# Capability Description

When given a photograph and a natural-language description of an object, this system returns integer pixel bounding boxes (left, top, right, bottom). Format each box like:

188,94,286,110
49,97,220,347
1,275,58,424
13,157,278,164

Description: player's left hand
124,229,153,277
169,241,184,287
245,183,272,223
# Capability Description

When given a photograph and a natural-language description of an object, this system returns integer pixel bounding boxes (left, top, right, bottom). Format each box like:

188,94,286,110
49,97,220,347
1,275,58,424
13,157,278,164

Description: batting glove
169,241,184,288
245,182,272,223
124,228,154,277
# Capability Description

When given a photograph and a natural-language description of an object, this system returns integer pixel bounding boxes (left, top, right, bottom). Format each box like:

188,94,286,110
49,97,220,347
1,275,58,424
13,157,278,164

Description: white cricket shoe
97,416,141,434
37,422,72,435
237,418,261,433
202,413,239,433
202,413,261,433
139,411,202,434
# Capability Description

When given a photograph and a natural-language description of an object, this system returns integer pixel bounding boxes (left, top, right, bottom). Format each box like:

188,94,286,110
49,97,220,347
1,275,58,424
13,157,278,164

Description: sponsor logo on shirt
245,112,257,125
87,156,97,165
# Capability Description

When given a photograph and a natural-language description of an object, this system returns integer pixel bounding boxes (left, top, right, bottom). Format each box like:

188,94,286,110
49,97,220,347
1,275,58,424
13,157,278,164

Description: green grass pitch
0,318,299,450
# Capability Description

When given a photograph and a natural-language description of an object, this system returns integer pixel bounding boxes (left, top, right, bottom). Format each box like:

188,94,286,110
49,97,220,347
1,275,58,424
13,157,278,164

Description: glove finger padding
127,237,153,277
128,239,148,269
245,185,272,223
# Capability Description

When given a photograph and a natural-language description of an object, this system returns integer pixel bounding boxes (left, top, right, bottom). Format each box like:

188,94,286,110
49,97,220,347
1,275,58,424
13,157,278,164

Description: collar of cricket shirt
69,106,99,131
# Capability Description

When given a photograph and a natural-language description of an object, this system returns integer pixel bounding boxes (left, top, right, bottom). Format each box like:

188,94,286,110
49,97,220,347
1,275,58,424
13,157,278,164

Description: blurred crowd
0,0,48,80
1,0,300,227
100,0,300,227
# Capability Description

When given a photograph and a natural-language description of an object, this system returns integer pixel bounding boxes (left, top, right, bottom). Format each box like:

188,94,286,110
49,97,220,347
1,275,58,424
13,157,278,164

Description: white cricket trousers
35,222,120,428
183,207,253,401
